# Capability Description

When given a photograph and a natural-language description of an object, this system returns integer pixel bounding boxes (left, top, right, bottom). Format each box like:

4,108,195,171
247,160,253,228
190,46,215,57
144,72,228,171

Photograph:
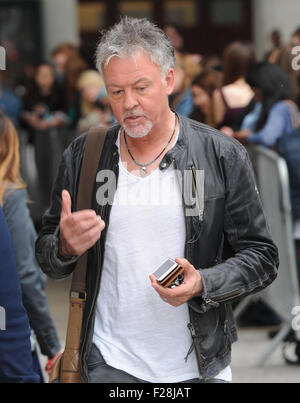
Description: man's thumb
61,190,72,219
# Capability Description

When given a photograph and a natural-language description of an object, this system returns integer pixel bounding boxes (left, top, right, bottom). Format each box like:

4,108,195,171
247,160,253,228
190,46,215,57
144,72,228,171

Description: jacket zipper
203,289,242,307
187,322,204,379
172,158,205,378
172,159,189,257
191,166,204,222
223,304,229,335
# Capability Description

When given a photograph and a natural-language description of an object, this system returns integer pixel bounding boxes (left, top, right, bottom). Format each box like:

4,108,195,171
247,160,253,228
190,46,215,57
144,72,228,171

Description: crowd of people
1,43,114,217
1,25,299,216
0,19,300,382
168,24,300,272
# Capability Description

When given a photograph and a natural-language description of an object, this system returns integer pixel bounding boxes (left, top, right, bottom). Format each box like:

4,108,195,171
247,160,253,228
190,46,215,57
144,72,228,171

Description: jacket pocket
189,307,230,362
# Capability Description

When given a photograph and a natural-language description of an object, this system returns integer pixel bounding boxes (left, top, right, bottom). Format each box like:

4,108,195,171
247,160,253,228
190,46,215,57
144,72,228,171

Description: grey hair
95,17,175,77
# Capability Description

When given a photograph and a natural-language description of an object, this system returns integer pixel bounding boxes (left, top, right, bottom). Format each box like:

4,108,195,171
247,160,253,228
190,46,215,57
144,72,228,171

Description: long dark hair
246,62,293,131
23,62,66,112
223,41,256,85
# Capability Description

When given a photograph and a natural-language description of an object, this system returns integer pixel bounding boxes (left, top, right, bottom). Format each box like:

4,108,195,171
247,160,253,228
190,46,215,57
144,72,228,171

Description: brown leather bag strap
70,126,107,295
59,126,108,383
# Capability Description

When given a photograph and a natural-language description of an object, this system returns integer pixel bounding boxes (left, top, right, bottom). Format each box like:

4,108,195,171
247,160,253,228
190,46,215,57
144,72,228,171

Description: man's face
103,51,174,138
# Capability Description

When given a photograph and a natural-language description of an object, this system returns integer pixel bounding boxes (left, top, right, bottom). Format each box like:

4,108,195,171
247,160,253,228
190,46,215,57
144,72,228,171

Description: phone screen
153,258,178,281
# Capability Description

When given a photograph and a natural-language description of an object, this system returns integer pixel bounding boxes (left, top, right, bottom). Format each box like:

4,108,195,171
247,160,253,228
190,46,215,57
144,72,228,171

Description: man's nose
123,89,138,110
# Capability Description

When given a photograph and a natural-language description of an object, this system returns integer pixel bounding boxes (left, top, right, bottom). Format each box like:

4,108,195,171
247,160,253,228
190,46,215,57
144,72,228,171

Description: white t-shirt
92,131,232,383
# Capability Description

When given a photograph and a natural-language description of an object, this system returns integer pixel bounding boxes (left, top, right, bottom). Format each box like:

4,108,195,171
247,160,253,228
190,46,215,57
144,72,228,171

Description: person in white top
43,17,278,383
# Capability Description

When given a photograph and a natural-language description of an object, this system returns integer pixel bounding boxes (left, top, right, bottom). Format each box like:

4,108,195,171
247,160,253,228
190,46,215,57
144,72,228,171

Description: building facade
1,0,300,84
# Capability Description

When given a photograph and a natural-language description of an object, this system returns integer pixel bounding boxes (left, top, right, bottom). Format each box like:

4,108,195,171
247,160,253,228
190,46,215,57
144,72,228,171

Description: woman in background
21,63,68,208
0,205,39,383
234,62,300,266
0,112,62,380
22,62,67,131
212,41,256,131
169,60,194,118
76,69,112,134
190,70,218,126
234,62,299,146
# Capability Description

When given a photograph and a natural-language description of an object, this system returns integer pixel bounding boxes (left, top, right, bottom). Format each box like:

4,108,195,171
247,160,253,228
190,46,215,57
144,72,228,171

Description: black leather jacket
36,115,279,381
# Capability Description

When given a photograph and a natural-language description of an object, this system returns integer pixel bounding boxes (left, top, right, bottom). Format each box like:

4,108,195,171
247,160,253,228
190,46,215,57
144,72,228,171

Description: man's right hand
59,190,105,257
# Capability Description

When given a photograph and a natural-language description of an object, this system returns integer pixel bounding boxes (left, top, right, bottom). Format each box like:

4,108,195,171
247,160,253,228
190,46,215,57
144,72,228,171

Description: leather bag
49,126,107,383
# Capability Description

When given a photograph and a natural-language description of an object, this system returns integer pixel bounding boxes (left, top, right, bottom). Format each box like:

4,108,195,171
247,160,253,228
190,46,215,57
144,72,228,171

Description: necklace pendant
140,166,147,177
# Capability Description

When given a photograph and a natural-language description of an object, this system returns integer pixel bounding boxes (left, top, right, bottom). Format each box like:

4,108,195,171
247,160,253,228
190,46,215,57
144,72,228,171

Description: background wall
40,0,300,63
2,0,300,81
41,0,79,59
253,0,300,59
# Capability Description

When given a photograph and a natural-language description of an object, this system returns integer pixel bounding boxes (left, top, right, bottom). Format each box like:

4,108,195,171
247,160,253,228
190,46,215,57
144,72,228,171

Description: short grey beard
122,118,153,139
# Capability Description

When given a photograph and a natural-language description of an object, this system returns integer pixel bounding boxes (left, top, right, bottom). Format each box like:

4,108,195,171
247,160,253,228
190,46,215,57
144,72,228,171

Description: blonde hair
0,113,26,206
77,69,104,91
77,70,105,117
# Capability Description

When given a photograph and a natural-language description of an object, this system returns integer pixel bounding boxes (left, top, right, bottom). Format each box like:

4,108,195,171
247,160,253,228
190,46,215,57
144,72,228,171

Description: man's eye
137,87,146,92
112,90,122,96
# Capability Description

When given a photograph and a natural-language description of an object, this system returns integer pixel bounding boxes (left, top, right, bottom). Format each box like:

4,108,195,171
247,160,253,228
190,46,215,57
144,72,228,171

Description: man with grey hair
36,17,278,383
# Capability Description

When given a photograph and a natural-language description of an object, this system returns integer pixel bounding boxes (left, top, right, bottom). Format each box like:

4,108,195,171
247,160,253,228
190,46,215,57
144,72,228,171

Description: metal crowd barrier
235,145,300,367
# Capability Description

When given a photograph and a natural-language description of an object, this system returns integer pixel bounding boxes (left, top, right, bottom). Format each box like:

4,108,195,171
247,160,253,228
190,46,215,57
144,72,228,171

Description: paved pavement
41,277,300,383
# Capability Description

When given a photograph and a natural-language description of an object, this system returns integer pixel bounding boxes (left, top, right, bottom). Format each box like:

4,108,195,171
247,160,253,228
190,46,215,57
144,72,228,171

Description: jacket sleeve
0,206,39,383
3,189,61,358
35,143,79,280
191,143,279,313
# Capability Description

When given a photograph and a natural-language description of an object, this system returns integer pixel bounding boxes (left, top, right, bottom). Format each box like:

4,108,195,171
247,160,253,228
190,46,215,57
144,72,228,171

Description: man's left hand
149,258,203,307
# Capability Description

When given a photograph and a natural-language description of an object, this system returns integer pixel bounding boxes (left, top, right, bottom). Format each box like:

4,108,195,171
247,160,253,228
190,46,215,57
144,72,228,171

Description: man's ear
164,68,175,95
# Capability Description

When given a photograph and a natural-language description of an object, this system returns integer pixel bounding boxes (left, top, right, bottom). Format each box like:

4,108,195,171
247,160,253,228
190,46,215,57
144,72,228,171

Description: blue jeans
87,343,229,383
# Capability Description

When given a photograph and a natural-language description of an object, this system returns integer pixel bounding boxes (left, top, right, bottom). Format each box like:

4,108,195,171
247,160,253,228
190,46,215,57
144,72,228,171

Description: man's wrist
57,234,77,261
58,244,76,261
194,271,204,297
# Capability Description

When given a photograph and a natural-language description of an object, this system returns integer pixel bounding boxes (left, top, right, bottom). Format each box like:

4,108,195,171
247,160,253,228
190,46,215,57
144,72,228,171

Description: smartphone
152,258,184,288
